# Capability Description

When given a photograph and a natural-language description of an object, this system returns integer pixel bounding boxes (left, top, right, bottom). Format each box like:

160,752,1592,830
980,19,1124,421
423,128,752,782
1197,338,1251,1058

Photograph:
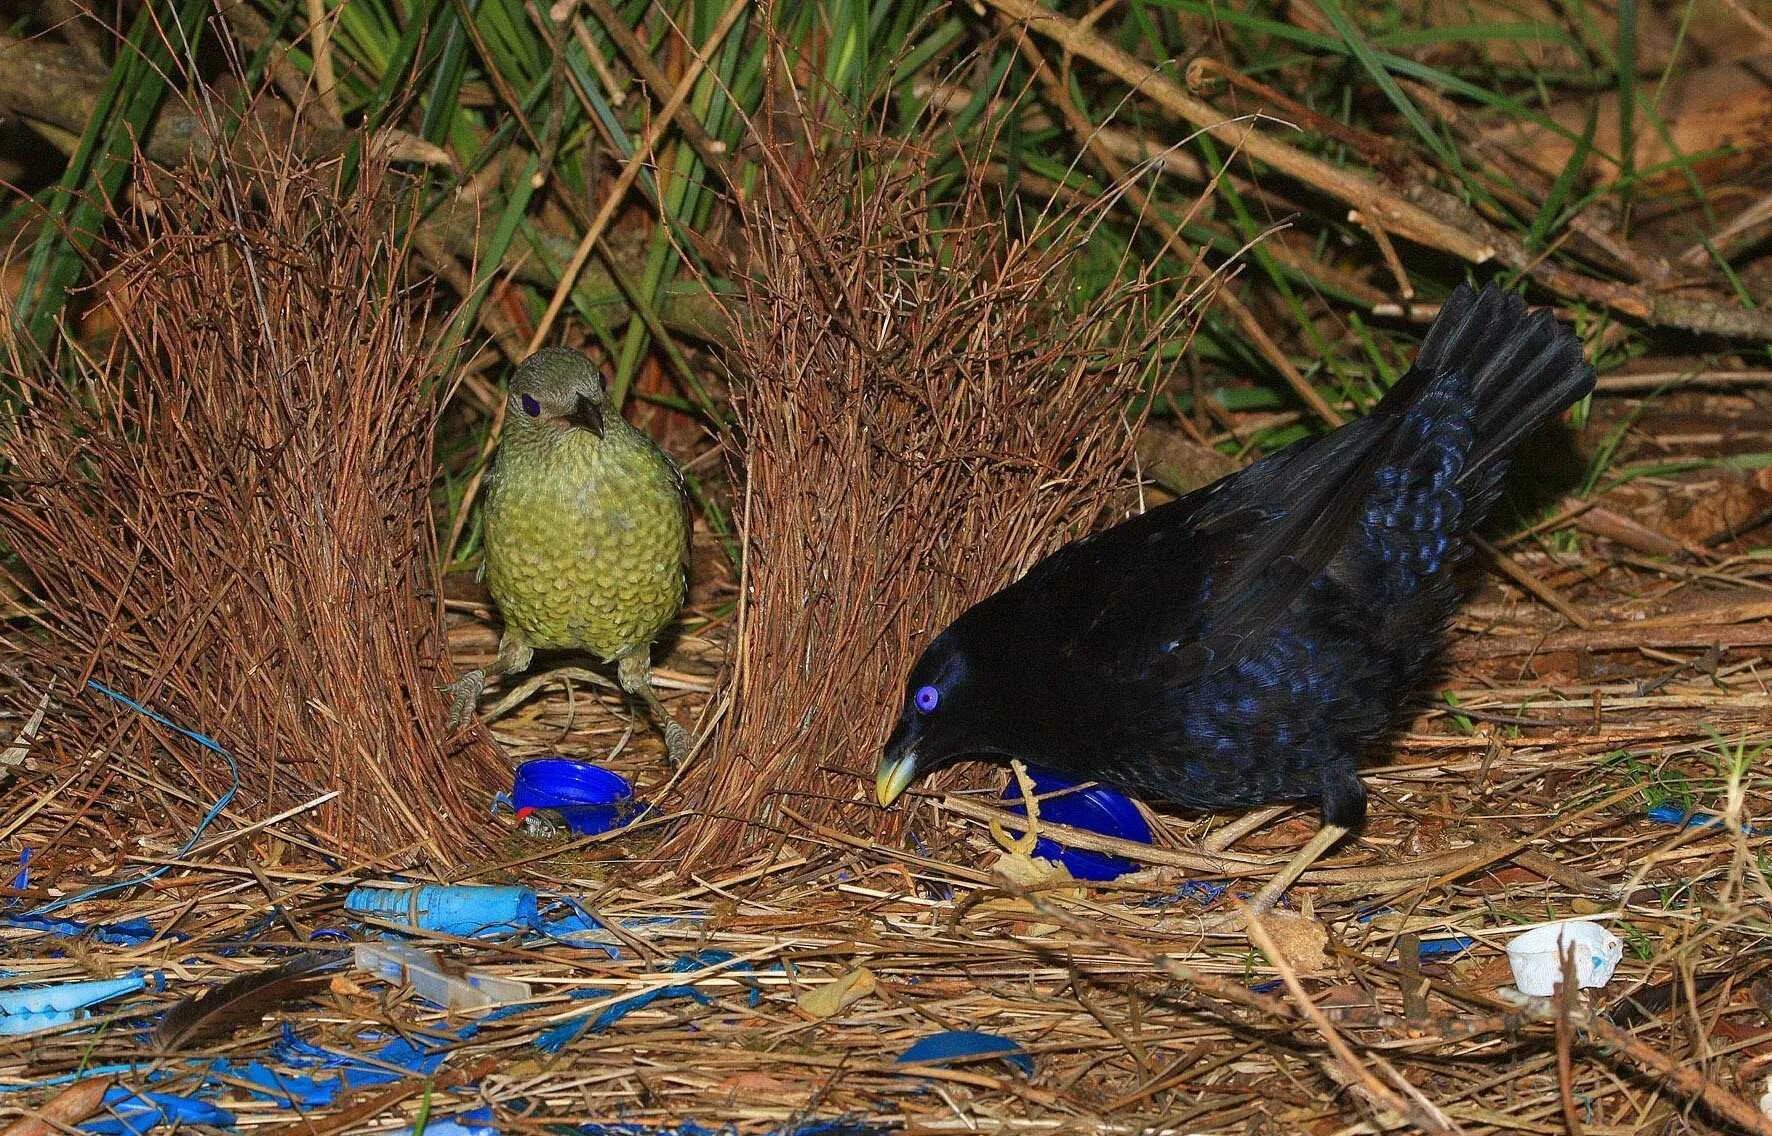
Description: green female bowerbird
446,347,693,763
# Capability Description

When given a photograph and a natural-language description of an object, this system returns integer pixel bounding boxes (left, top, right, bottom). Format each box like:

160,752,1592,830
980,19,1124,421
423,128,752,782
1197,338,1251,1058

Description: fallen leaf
796,967,875,1019
1255,911,1329,975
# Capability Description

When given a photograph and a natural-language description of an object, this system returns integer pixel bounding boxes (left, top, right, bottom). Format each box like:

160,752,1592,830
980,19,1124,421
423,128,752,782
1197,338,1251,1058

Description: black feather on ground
156,952,341,1050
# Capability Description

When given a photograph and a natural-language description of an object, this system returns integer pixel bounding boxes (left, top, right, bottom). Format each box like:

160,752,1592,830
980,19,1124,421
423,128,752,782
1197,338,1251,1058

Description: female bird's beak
875,747,919,806
566,393,605,437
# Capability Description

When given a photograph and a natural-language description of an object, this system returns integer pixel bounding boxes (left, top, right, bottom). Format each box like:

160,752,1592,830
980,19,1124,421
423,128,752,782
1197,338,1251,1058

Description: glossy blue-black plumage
881,284,1594,830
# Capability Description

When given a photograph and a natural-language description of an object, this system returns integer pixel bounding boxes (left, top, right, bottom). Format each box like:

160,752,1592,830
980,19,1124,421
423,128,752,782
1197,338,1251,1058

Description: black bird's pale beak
875,746,919,806
566,393,605,437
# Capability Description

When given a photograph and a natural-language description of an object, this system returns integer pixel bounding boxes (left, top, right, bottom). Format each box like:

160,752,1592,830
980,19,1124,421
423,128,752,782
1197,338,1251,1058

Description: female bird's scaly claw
443,670,486,733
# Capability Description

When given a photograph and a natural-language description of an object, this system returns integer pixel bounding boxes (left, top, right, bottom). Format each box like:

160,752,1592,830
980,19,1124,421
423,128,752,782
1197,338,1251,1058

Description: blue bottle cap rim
511,757,635,811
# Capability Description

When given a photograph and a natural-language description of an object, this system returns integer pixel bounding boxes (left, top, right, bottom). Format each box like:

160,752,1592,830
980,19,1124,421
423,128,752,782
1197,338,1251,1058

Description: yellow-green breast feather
483,421,687,660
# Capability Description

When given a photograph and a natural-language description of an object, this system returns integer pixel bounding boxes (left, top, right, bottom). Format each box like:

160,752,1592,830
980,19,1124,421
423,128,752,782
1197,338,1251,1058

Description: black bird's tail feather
1402,284,1595,484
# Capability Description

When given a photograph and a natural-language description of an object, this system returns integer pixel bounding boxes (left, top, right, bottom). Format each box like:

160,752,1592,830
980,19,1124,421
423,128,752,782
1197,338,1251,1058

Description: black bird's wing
1029,411,1397,684
989,284,1593,693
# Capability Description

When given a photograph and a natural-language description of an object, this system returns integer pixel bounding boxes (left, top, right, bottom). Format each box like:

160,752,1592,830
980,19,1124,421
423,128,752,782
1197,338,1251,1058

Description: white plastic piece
353,942,531,1012
1506,920,1623,996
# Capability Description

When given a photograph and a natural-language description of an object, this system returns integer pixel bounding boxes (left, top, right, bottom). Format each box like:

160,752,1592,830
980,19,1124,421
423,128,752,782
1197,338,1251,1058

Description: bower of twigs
0,130,508,869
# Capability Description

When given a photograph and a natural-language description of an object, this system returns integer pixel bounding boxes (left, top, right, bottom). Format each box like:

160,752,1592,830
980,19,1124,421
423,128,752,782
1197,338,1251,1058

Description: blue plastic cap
511,758,641,836
1000,765,1151,880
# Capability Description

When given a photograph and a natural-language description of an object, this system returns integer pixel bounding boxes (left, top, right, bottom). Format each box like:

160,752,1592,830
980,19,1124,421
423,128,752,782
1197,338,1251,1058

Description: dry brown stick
983,0,1494,264
1554,955,1585,1136
528,0,746,352
1003,27,1347,428
1452,620,1772,660
578,0,744,201
1472,534,1592,629
1509,994,1772,1136
1184,56,1400,173
989,0,1772,340
1242,906,1461,1135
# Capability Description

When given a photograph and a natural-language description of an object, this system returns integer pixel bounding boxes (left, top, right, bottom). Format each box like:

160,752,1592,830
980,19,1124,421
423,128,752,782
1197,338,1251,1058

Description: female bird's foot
659,717,693,766
444,669,487,732
618,651,693,766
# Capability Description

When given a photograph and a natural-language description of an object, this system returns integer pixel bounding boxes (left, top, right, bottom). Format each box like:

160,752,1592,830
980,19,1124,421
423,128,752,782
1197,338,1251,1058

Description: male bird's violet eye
520,394,541,417
914,685,940,713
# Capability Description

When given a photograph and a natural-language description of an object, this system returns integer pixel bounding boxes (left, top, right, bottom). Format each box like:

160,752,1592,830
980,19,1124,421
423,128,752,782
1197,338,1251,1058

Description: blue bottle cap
511,758,641,836
1000,765,1151,880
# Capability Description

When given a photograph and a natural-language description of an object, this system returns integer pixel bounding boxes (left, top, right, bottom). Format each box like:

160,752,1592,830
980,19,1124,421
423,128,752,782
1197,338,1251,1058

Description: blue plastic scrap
536,952,756,1055
345,883,539,937
1417,935,1477,958
1645,802,1764,836
1139,879,1230,908
0,914,158,945
896,1030,1035,1076
80,1087,234,1136
0,973,155,1037
0,1006,80,1037
1352,909,1478,959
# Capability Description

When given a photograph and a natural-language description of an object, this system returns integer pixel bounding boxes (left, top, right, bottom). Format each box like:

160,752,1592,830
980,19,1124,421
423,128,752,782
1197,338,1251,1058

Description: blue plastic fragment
1139,879,1230,908
1000,766,1151,881
1417,935,1477,958
1645,802,1764,835
1353,909,1477,959
536,952,752,1055
345,883,539,936
80,1087,234,1136
0,1007,82,1036
535,907,623,957
11,847,28,891
511,758,643,836
0,973,149,1017
896,1030,1034,1076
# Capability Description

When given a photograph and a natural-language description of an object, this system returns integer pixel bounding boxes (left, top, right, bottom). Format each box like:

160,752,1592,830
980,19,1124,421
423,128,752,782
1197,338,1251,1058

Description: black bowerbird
876,284,1594,916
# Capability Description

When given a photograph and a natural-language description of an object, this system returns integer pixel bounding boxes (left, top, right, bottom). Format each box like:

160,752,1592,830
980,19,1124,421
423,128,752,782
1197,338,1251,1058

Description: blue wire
19,681,239,918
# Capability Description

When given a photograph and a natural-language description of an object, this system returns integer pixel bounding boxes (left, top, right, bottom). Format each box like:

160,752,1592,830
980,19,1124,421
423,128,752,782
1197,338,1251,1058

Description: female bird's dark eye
520,394,541,417
914,685,940,713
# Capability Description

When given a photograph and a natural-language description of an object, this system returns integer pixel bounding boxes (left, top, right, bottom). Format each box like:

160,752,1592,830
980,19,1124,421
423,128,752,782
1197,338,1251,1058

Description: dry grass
0,127,508,870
